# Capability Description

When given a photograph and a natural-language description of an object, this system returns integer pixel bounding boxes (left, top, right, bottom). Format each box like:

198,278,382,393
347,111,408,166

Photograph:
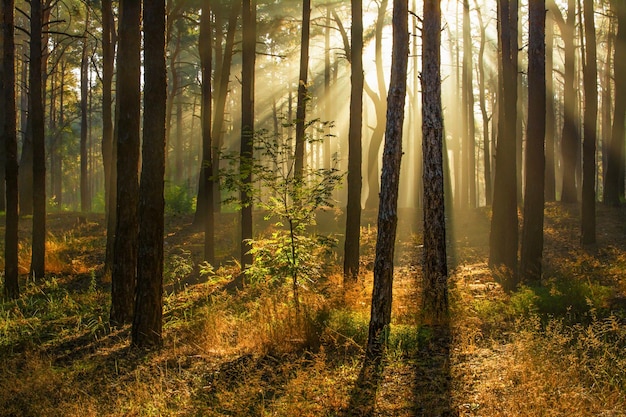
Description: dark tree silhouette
30,0,46,281
343,0,364,282
520,0,546,281
554,0,579,203
103,0,117,275
462,0,476,208
366,0,408,358
604,0,626,206
422,0,448,324
294,0,311,177
545,15,556,202
2,0,19,299
80,10,91,213
489,0,519,288
110,0,141,326
195,0,215,264
211,1,240,213
581,0,597,245
240,0,256,269
133,0,167,348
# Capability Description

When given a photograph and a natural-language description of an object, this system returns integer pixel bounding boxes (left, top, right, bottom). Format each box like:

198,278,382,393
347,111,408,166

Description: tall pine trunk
422,0,448,324
2,0,19,299
559,0,580,203
132,0,167,348
474,0,492,206
545,16,556,202
604,0,626,206
294,0,311,177
366,0,408,357
520,0,546,281
462,0,476,208
30,0,46,280
103,0,116,274
489,0,519,287
80,10,91,213
581,0,597,244
211,2,240,213
110,0,141,326
240,0,256,269
343,0,364,282
198,0,215,264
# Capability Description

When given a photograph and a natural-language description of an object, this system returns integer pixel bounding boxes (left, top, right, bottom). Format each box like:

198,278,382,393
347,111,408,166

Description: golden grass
1,205,625,416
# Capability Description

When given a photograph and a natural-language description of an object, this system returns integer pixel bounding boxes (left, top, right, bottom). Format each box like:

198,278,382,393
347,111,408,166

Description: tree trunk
545,15,556,201
294,0,311,177
132,0,167,348
110,0,141,326
363,0,389,210
604,0,626,206
581,0,597,245
324,6,332,171
30,0,46,280
474,0,492,206
462,0,476,208
19,58,33,216
80,10,91,213
211,1,240,213
366,0,408,358
489,0,519,287
240,0,256,270
198,0,215,264
422,0,448,324
557,0,580,203
520,0,546,281
102,0,116,274
601,17,613,187
343,0,364,282
2,0,19,299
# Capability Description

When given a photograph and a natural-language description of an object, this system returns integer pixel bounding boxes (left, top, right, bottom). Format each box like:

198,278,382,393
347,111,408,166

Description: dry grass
1,205,626,416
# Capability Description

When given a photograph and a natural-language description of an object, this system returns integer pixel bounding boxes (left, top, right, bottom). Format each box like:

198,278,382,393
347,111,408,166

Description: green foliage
322,309,369,351
221,126,343,309
164,183,196,215
164,249,194,292
387,324,422,357
0,276,109,349
474,278,614,328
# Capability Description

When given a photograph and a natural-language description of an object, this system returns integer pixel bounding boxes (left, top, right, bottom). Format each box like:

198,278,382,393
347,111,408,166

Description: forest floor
1,203,626,416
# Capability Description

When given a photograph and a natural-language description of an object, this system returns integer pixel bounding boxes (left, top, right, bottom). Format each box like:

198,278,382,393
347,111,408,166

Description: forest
1,0,626,415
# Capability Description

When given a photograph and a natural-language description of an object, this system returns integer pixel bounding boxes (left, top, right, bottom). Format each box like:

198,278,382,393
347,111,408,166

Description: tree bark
80,9,91,213
556,0,580,203
132,0,167,348
363,0,389,210
30,0,46,280
343,0,364,282
240,0,256,270
2,0,19,299
604,0,626,206
520,0,546,281
474,0,492,206
103,0,117,274
489,0,519,287
366,0,408,358
211,1,240,213
110,0,141,326
422,0,448,324
294,0,311,177
198,0,215,264
545,14,556,202
462,0,476,208
581,0,597,244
